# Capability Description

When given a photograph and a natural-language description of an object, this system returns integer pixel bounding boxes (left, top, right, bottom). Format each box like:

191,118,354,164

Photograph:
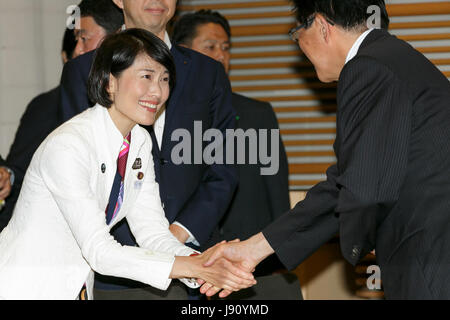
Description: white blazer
0,104,196,300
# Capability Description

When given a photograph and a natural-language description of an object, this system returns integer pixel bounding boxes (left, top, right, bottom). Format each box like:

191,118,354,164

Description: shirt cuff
173,221,200,246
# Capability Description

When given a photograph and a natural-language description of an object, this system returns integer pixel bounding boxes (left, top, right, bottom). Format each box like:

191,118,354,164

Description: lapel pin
132,158,142,170
137,172,144,180
101,163,106,173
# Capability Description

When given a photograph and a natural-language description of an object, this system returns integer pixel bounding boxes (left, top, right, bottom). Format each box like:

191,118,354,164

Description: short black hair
291,0,389,31
62,28,77,60
172,9,231,46
78,0,124,35
88,28,176,108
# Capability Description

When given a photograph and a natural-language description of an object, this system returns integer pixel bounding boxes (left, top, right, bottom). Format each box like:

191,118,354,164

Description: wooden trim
289,163,332,174
258,93,336,102
231,46,450,59
180,2,450,16
277,116,336,124
289,180,323,187
387,2,450,16
230,21,450,36
287,151,335,157
232,33,450,49
231,61,311,69
283,139,335,146
178,1,288,11
233,82,337,92
275,105,337,113
281,128,337,135
230,73,316,81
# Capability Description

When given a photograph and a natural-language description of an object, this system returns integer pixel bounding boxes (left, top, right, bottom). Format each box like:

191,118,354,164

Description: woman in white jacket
0,29,254,300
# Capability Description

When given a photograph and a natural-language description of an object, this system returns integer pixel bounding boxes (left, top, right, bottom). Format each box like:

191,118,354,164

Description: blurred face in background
113,0,177,40
189,22,231,74
74,16,107,58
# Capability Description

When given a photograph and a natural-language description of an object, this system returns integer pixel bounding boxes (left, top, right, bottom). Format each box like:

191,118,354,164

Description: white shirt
345,28,374,65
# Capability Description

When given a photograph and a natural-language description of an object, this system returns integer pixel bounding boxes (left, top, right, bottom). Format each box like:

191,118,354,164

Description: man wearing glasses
199,0,450,300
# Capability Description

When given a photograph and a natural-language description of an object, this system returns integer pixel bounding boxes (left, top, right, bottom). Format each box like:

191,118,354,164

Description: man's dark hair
78,0,124,34
88,28,176,108
172,9,231,46
62,28,77,60
291,0,389,31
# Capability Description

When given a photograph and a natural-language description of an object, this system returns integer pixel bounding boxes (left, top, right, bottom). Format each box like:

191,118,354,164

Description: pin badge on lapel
101,163,106,173
137,172,144,180
132,158,142,170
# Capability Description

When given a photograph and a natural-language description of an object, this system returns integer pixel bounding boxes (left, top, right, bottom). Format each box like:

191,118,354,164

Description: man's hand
171,249,256,293
199,233,275,298
0,167,12,201
169,223,189,243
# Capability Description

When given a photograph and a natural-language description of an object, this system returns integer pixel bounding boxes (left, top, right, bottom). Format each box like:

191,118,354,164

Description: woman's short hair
88,28,176,108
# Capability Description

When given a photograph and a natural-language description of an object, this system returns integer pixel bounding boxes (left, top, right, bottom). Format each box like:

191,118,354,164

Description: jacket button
351,246,361,259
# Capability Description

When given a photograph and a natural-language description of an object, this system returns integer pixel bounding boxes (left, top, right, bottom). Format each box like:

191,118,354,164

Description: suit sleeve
173,63,238,246
58,54,92,123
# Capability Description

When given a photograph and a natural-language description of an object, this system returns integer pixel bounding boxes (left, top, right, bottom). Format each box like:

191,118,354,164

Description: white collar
345,28,374,64
121,24,171,49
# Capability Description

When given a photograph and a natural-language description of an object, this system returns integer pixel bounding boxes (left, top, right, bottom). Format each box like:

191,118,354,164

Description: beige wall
0,0,75,157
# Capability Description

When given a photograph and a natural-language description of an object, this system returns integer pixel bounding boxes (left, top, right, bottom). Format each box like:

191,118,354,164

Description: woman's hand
170,244,257,293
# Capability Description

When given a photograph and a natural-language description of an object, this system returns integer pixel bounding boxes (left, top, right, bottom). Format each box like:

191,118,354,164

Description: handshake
175,233,275,298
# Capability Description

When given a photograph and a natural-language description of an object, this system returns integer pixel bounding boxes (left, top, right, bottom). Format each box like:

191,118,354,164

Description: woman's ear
108,73,118,100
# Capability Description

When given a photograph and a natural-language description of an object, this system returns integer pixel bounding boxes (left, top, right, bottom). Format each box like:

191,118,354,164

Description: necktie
105,133,131,225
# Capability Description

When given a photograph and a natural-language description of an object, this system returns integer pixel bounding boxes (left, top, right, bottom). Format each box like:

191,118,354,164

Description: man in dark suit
202,0,450,300
172,9,291,275
171,10,303,300
0,157,13,210
58,0,237,299
0,28,76,233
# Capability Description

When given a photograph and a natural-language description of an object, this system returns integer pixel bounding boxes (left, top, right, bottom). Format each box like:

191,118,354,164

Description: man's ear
316,14,331,42
112,0,124,10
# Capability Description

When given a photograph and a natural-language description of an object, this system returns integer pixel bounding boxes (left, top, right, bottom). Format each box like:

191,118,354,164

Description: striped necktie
105,133,131,225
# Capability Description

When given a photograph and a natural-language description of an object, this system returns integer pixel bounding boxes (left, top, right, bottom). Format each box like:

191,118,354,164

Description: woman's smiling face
107,53,170,136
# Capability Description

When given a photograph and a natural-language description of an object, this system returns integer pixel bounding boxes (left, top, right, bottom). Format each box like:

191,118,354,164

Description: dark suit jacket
58,45,238,249
206,93,290,275
263,29,450,299
0,87,60,232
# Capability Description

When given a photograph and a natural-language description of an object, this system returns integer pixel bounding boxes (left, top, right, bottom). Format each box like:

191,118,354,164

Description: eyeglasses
288,15,335,42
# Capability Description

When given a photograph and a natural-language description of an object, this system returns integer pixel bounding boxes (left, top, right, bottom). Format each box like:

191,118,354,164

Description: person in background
0,157,13,212
172,10,302,300
58,0,237,300
73,0,124,58
200,0,450,300
0,29,255,300
0,28,76,233
2,0,124,233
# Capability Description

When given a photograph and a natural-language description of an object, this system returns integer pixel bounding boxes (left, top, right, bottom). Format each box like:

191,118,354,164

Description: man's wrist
248,232,275,264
